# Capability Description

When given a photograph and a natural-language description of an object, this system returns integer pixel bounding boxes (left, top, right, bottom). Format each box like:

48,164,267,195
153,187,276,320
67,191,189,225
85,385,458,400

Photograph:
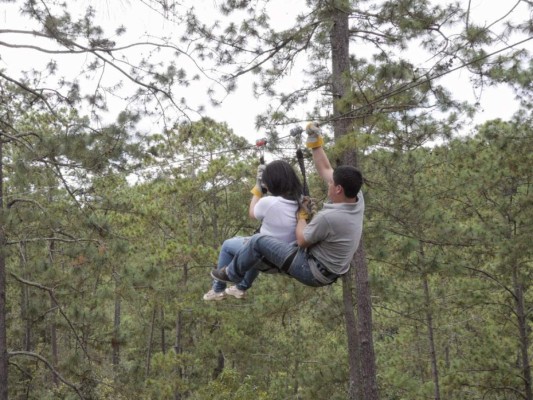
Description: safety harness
251,128,341,285
253,127,310,275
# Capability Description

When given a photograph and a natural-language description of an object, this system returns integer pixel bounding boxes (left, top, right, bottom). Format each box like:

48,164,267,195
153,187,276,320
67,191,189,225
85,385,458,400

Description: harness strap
296,149,309,196
279,249,298,274
260,248,298,274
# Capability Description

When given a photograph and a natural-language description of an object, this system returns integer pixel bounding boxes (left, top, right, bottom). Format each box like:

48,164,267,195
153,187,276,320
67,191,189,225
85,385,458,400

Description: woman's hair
262,160,303,201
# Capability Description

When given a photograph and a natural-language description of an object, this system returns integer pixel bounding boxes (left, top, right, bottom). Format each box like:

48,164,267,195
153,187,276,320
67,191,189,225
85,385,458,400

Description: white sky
1,0,531,144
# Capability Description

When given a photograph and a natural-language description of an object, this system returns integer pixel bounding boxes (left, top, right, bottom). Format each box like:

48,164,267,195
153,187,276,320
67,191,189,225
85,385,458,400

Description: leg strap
260,249,298,275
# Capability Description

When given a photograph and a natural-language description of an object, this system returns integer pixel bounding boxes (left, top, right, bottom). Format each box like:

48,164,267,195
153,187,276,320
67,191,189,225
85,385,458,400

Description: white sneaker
225,286,247,299
203,289,226,301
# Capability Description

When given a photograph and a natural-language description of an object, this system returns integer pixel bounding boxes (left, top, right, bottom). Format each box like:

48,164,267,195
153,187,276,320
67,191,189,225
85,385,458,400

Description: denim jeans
226,234,325,287
212,236,260,292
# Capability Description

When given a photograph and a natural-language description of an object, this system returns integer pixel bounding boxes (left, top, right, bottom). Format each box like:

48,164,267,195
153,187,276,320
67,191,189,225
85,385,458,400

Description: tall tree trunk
18,243,31,352
330,5,379,400
174,311,183,400
0,131,8,400
210,156,219,246
160,306,166,354
422,275,440,400
49,293,59,386
48,239,59,386
514,269,532,400
353,241,378,400
145,306,157,377
414,322,427,381
342,268,363,400
174,196,193,400
174,311,182,355
112,270,121,374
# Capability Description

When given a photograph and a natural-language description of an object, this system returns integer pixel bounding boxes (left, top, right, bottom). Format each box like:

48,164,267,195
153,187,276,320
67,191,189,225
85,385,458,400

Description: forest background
0,0,532,399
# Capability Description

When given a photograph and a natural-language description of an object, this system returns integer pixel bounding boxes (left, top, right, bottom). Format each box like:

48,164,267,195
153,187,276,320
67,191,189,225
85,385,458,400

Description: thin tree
0,115,8,400
330,4,378,399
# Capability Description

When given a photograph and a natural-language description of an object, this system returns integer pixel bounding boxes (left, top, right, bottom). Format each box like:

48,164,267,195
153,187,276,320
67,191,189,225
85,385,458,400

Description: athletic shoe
225,285,246,299
210,267,234,283
202,289,226,301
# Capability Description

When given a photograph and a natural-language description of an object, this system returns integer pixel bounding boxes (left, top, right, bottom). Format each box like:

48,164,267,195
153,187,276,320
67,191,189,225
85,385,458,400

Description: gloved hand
298,208,309,221
251,164,266,197
305,121,324,149
298,196,318,221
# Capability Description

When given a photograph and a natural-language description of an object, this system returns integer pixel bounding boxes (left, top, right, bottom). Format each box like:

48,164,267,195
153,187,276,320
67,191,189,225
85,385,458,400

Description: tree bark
330,5,379,400
423,275,441,400
514,270,532,400
48,239,59,386
0,131,8,400
174,310,183,400
145,306,157,378
112,271,121,374
160,306,166,354
212,349,225,380
353,241,379,400
342,268,363,400
49,293,59,386
18,243,31,352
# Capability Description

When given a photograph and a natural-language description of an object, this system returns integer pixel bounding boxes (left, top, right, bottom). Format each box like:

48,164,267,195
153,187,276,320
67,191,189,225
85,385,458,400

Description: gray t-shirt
303,192,364,275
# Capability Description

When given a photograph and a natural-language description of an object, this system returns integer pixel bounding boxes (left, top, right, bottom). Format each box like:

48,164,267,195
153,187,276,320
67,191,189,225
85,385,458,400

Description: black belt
312,255,340,281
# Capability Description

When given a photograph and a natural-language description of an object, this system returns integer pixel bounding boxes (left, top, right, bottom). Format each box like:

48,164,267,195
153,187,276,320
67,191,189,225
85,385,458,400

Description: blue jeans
212,237,260,292
226,234,325,287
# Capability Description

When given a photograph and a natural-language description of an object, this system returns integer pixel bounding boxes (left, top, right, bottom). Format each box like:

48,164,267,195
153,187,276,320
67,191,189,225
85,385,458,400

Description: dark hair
262,160,303,201
333,166,363,198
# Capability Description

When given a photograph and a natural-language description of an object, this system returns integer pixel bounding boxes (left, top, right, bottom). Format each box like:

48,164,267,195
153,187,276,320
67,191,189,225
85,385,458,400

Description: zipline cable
139,35,533,170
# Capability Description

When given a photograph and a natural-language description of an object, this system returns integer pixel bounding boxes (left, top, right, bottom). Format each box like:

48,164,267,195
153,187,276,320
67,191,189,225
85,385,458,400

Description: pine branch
9,273,92,362
8,351,84,399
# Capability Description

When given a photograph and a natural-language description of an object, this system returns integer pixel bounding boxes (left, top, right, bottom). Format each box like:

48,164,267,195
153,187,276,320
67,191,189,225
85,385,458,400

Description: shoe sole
210,270,233,284
225,290,246,299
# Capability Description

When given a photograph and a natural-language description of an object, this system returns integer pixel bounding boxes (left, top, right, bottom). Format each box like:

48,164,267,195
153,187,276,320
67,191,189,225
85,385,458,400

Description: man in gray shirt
212,122,364,287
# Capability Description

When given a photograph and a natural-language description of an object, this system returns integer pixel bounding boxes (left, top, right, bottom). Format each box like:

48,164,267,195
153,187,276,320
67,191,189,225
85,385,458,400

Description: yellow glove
251,186,263,197
298,209,309,221
305,121,324,149
251,164,266,197
298,196,317,221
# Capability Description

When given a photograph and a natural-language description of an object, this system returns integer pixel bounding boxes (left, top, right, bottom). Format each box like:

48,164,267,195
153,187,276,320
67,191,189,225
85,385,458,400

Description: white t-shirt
255,196,299,243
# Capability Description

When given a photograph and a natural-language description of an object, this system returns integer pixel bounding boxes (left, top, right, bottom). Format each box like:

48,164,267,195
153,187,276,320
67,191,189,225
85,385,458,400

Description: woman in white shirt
203,160,303,301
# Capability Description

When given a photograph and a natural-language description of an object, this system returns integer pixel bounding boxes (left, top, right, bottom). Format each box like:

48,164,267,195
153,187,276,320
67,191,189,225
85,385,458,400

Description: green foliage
2,0,533,398
189,369,272,400
365,118,532,400
4,100,533,399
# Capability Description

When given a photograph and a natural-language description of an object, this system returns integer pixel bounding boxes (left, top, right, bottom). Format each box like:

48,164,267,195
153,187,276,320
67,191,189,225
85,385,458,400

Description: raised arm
249,163,266,219
305,122,334,183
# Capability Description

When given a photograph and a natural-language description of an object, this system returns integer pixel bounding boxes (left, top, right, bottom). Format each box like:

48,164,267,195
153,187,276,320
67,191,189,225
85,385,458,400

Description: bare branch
463,266,518,302
6,198,46,211
0,71,56,115
8,351,84,399
9,273,92,361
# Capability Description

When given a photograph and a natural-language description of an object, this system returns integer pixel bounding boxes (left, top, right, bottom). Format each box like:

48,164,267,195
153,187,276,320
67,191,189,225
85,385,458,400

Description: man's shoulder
319,201,363,223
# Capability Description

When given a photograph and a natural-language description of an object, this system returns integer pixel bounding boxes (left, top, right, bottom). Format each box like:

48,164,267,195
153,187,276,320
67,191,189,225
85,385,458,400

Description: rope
296,148,309,196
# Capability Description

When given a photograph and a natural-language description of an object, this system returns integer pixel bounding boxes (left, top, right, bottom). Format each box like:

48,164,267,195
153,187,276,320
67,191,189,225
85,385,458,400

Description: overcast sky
1,0,531,144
